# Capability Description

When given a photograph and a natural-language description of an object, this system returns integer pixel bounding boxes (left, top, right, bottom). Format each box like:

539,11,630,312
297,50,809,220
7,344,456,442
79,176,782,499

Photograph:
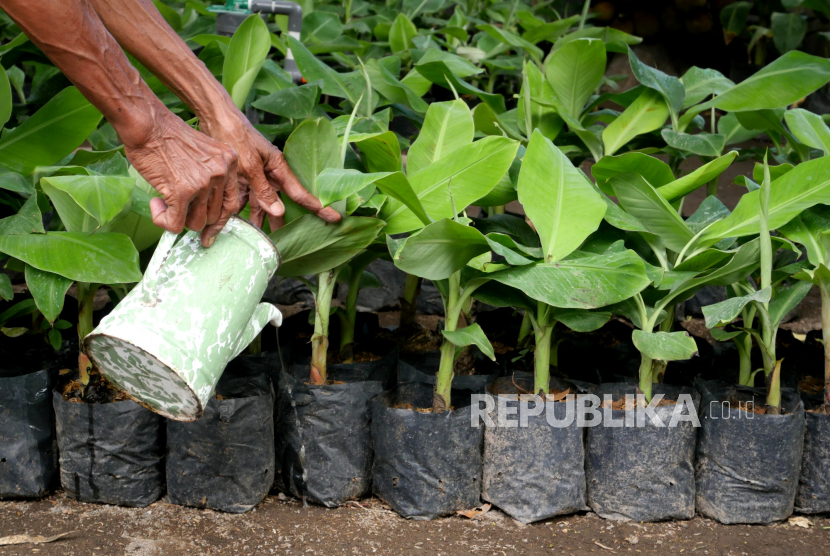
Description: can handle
232,302,283,359
142,230,180,306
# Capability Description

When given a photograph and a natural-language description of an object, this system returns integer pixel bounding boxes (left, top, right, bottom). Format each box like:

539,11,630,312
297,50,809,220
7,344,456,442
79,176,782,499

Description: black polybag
371,382,484,520
695,380,805,524
397,354,498,393
274,349,397,507
0,369,57,498
54,392,164,507
796,400,830,514
586,383,700,522
166,356,275,513
481,374,587,523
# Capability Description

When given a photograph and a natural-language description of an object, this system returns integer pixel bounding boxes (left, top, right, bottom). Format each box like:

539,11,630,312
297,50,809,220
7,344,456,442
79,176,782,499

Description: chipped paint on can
85,216,282,422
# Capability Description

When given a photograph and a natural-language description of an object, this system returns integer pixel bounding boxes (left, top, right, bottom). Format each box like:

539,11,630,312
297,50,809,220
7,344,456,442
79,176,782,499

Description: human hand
123,107,240,247
199,105,341,230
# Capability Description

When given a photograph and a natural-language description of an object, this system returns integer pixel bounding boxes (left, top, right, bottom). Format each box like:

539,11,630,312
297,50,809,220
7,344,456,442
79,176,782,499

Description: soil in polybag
481,373,587,523
166,356,274,513
795,395,829,514
695,380,805,524
586,382,700,522
53,390,164,507
274,350,396,507
371,382,484,520
0,367,57,499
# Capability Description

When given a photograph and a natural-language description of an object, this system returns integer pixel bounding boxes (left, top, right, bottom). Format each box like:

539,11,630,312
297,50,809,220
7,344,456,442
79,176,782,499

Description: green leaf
0,65,11,128
251,82,321,119
628,47,685,126
602,89,668,156
0,87,102,174
0,232,141,283
686,196,730,235
442,323,495,361
519,131,605,262
550,308,611,332
682,67,735,108
407,100,474,175
784,108,830,155
0,299,37,327
718,112,758,145
517,62,564,141
287,36,367,107
769,280,813,327
700,155,830,245
315,168,383,208
592,152,675,194
415,58,506,114
302,11,343,44
283,118,341,203
392,219,490,280
0,274,12,302
475,158,520,207
554,26,642,53
25,265,73,324
270,214,385,276
522,15,580,44
545,38,606,122
353,131,402,173
683,51,830,127
471,213,540,248
491,250,650,309
702,287,771,328
611,173,694,252
380,136,518,234
656,151,738,202
222,14,271,109
389,14,417,53
477,24,543,61
41,175,135,232
720,2,751,44
0,194,44,235
632,330,698,361
363,58,428,114
661,130,725,157
779,207,830,267
771,12,807,54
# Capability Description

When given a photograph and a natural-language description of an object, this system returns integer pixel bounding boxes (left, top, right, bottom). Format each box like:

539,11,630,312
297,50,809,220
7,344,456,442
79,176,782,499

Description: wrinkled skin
1,0,339,246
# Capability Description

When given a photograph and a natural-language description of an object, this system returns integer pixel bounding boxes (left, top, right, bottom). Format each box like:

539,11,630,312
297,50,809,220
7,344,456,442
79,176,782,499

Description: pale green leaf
632,330,698,361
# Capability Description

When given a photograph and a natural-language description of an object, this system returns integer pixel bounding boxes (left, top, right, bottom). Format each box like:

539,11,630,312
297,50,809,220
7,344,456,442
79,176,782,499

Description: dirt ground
1,492,828,556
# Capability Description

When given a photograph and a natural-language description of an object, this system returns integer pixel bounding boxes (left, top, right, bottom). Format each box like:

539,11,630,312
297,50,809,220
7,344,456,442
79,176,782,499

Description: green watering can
84,216,282,422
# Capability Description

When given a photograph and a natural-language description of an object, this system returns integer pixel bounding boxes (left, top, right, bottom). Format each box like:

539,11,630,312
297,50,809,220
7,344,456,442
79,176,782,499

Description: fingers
266,152,341,223
248,189,266,229
205,178,224,227
201,176,240,247
249,166,284,218
268,213,284,231
150,196,187,234
184,188,209,233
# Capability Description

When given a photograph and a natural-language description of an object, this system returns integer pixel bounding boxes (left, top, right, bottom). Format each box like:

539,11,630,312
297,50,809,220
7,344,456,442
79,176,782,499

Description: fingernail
270,202,285,217
203,236,216,248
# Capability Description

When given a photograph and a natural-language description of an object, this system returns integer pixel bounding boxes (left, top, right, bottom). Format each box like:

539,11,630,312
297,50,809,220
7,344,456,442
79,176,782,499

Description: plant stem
434,271,461,412
820,278,830,407
518,310,532,346
736,333,753,386
534,324,554,396
339,257,375,363
639,354,654,403
578,0,591,30
766,359,782,415
311,268,340,384
400,273,422,328
77,282,98,388
706,178,718,197
651,303,675,383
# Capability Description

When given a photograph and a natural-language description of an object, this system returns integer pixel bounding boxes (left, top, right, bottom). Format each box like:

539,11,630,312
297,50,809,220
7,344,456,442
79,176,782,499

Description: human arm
0,0,240,245
86,0,340,229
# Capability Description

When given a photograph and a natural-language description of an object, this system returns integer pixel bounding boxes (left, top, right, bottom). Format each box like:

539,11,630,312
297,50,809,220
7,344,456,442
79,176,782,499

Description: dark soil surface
2,492,828,555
